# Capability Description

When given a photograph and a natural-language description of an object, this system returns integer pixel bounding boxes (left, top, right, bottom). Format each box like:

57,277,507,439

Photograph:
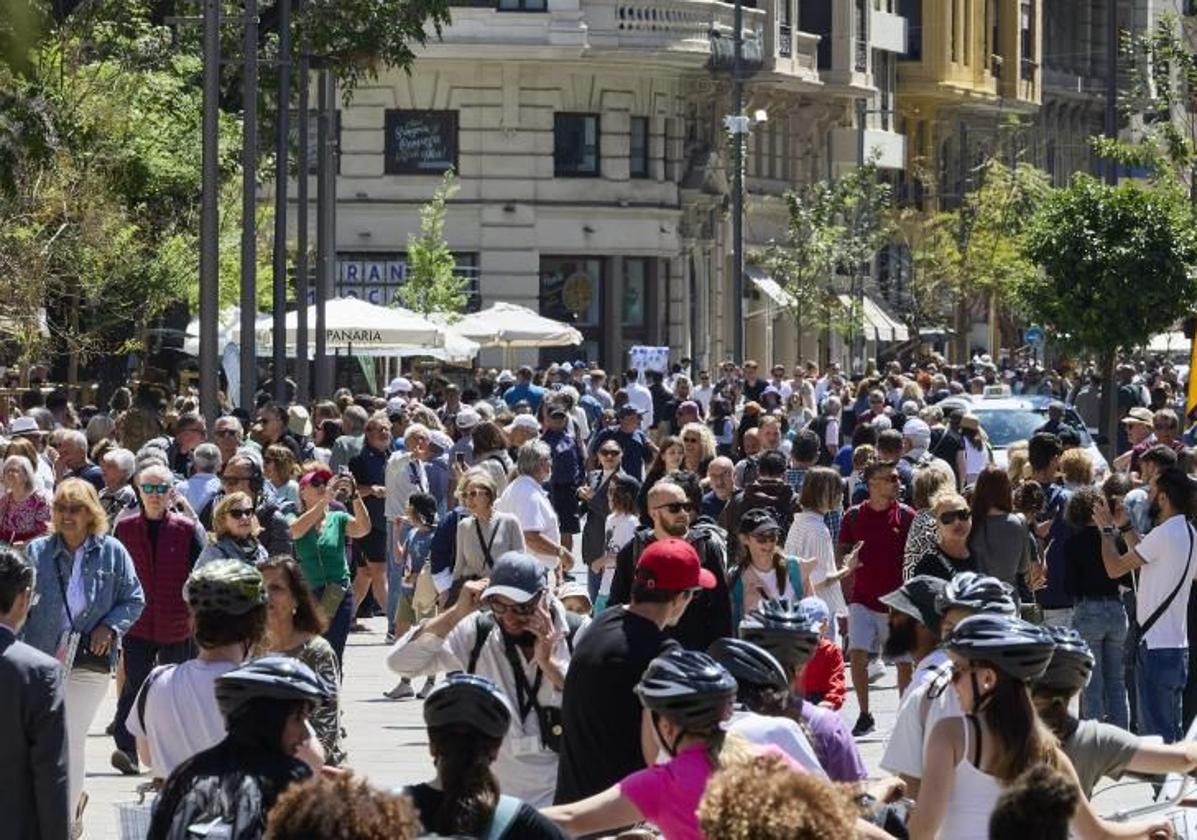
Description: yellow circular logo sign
562,273,593,314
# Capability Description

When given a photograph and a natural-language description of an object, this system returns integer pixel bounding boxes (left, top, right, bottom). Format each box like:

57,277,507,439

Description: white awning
837,294,909,343
745,266,796,308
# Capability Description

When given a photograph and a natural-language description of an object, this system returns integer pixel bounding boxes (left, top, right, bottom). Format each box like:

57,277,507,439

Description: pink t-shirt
620,742,803,840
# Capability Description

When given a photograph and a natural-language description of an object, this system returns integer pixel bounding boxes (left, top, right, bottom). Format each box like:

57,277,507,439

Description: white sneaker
867,659,886,683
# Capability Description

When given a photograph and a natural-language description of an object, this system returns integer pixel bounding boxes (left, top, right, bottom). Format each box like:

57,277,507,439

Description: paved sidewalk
81,617,1150,838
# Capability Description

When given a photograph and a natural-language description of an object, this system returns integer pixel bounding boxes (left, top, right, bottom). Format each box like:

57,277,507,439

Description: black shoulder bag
1137,523,1195,641
54,556,112,674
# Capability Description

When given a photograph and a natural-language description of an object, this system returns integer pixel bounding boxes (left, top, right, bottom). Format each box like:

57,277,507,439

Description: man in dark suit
0,545,69,840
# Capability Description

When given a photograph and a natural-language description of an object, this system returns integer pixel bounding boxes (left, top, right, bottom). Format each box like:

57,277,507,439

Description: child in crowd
796,596,845,710
558,580,593,616
391,492,439,700
596,474,639,613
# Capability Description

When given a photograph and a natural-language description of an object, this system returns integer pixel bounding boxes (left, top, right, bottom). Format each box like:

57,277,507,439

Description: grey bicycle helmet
1034,626,1094,694
934,571,1017,617
944,614,1056,682
739,598,820,668
214,656,334,721
183,560,266,616
708,637,789,693
635,650,737,730
423,673,513,740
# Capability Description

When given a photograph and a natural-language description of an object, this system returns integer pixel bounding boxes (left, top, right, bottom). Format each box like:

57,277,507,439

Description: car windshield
972,409,1093,449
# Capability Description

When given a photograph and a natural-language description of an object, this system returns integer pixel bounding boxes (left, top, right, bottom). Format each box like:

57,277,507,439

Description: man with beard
605,481,733,650
879,576,947,700
386,552,587,807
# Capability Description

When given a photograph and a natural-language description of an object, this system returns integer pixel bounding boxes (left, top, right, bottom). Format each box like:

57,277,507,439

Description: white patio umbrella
444,303,583,366
233,297,479,362
182,305,261,356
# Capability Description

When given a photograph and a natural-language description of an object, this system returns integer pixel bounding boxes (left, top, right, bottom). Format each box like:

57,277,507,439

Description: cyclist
147,656,333,840
1033,626,1197,799
908,613,1174,840
881,571,1017,796
707,637,824,775
403,672,566,839
738,598,868,784
543,649,806,839
128,560,268,781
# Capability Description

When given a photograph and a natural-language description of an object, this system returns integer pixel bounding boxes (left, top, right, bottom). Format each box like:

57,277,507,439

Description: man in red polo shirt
837,460,914,737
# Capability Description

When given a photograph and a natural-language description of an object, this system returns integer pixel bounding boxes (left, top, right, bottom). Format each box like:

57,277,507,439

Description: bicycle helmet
944,614,1056,682
739,598,820,668
1034,626,1094,694
635,649,738,730
708,637,789,693
423,673,513,740
934,571,1017,617
214,656,334,721
183,560,266,616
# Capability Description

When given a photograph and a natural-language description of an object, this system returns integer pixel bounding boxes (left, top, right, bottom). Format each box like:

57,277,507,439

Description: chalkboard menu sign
384,109,458,175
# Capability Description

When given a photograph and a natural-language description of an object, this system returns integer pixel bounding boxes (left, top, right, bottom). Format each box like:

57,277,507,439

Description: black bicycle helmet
635,649,738,730
739,598,820,668
935,571,1017,617
183,560,266,616
1034,626,1094,694
423,673,513,740
214,656,334,721
944,614,1056,682
708,637,788,693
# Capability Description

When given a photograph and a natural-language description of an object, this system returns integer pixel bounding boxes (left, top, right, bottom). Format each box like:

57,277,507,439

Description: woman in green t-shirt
290,466,372,662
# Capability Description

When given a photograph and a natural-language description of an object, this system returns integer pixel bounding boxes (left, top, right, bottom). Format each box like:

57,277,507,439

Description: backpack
467,609,586,674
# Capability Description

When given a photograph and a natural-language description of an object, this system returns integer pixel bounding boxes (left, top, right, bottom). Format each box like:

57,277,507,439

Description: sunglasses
750,531,779,543
215,429,240,438
227,508,255,520
682,436,701,443
223,474,252,484
653,501,694,514
939,509,972,526
599,448,622,457
54,502,85,515
487,596,541,617
141,483,171,495
464,489,491,499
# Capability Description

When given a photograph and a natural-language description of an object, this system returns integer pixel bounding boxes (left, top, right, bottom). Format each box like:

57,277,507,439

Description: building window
801,0,832,71
554,113,600,177
1020,2,1035,81
498,0,546,10
950,0,959,62
630,116,650,178
900,0,921,60
540,256,603,362
383,110,458,175
854,0,869,72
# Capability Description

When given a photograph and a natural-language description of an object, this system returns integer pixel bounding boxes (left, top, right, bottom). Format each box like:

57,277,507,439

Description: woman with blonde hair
1060,447,1095,489
0,453,51,544
680,422,716,477
22,478,145,832
197,491,269,566
903,462,958,580
910,492,977,580
451,468,524,586
263,444,301,508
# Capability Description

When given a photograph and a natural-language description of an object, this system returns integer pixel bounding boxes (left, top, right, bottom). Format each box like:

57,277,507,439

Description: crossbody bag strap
501,635,544,724
53,551,77,632
474,518,501,571
1139,523,1195,640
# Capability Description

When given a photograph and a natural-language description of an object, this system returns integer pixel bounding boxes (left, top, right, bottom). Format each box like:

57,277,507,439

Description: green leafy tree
1020,175,1197,455
759,159,894,359
398,170,467,319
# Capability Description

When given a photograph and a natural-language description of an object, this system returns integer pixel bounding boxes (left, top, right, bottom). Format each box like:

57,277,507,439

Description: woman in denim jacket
22,478,144,834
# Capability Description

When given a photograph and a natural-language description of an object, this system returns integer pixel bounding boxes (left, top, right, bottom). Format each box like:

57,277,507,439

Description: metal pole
314,68,332,398
240,0,259,410
199,0,221,427
295,1,310,404
854,98,866,372
1104,0,1118,186
731,0,744,364
272,0,291,403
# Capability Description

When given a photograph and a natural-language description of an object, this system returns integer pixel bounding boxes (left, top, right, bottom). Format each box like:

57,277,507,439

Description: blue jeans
317,585,354,669
386,519,406,634
1137,645,1189,743
1072,598,1129,729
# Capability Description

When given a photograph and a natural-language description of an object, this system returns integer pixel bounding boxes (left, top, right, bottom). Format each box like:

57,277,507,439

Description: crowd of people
1,351,1195,839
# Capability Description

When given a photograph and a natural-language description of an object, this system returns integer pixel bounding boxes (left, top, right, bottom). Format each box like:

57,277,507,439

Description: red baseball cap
634,538,717,591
